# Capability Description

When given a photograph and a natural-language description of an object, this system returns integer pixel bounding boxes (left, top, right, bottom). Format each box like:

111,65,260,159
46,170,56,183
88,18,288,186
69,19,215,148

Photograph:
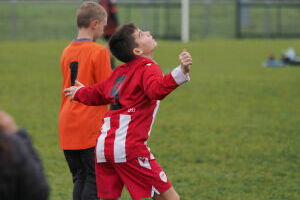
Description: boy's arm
64,80,110,106
142,49,192,100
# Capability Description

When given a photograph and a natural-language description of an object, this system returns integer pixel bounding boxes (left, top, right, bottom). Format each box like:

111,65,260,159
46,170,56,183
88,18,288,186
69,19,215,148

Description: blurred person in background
282,47,300,65
0,110,49,200
99,0,119,69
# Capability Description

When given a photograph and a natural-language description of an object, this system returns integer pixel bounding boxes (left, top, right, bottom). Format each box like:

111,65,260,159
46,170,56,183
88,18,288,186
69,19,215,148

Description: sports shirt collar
72,38,93,42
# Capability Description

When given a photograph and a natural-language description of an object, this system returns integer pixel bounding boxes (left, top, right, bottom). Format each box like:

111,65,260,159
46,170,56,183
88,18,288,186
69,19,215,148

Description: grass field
0,39,300,200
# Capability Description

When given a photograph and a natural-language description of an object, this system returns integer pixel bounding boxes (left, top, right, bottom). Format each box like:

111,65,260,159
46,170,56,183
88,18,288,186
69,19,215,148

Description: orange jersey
59,39,112,150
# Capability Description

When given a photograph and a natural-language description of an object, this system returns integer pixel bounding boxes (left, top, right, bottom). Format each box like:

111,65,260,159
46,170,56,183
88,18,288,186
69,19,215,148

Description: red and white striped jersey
73,57,189,163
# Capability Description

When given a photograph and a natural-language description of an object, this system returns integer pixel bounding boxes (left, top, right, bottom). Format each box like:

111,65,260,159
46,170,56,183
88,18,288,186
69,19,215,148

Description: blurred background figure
99,0,119,69
282,47,300,65
263,53,284,68
0,110,49,200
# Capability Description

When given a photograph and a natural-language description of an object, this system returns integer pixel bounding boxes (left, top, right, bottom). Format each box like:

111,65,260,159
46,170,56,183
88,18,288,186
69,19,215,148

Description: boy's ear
90,19,98,29
133,47,143,57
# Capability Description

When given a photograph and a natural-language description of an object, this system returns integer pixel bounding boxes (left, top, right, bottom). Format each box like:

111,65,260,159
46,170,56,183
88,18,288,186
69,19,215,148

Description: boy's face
93,18,107,41
132,28,157,57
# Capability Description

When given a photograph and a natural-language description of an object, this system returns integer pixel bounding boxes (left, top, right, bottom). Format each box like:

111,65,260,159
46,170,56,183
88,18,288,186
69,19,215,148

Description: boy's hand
64,86,78,101
0,110,18,134
64,80,85,101
179,49,192,74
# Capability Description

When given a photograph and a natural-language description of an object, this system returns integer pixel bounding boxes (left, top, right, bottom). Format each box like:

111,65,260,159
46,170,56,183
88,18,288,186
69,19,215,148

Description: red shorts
95,157,172,200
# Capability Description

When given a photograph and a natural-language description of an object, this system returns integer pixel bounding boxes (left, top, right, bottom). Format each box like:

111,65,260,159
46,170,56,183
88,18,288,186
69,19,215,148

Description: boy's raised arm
142,49,192,100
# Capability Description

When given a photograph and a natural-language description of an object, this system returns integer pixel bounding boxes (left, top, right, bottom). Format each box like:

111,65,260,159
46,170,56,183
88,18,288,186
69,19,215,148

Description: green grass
0,39,300,200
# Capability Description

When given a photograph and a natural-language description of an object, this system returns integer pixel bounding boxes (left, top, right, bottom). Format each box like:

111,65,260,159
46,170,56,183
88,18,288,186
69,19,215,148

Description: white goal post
181,0,190,42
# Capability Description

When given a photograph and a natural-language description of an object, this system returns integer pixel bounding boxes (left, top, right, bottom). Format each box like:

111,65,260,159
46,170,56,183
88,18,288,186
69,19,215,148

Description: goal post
181,0,189,42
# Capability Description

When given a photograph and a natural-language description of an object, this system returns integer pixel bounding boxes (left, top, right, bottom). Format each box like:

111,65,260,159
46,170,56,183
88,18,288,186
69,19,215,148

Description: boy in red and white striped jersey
64,23,192,200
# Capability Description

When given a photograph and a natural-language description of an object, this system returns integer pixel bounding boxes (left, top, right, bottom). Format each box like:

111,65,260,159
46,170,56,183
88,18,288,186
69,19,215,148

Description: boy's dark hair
77,1,107,28
109,23,138,63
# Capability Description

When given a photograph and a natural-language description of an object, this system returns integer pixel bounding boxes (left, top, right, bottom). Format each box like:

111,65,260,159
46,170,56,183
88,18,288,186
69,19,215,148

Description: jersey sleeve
93,48,112,83
141,62,188,100
73,79,111,106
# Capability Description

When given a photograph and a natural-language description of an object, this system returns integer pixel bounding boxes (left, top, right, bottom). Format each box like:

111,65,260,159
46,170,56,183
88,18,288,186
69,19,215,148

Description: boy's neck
142,55,153,60
77,28,95,42
140,52,154,60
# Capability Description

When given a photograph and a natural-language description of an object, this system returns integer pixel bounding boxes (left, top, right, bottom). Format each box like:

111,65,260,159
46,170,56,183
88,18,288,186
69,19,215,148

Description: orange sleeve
93,48,112,83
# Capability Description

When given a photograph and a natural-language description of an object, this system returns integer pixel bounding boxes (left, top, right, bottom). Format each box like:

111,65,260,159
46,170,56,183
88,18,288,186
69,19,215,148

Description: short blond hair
76,1,107,28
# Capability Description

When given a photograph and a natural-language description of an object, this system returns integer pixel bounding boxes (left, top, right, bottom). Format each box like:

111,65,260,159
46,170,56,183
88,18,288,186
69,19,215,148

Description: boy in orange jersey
58,1,112,200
